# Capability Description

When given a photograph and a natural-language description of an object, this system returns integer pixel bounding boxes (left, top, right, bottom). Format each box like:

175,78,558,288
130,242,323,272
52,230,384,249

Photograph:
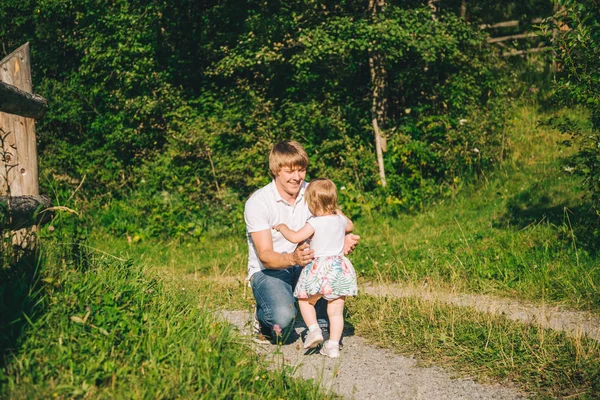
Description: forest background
3,0,589,239
2,0,600,398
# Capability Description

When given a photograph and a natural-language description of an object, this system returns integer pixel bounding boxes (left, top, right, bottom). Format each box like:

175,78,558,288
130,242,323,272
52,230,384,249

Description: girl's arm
337,210,354,233
274,223,315,244
339,208,359,255
344,216,354,233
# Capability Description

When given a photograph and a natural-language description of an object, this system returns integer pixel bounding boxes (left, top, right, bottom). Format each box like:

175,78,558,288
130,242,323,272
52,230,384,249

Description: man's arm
250,230,314,269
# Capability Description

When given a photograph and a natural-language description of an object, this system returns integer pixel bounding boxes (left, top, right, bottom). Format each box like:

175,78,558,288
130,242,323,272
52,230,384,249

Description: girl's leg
327,297,345,342
298,294,322,328
300,294,324,349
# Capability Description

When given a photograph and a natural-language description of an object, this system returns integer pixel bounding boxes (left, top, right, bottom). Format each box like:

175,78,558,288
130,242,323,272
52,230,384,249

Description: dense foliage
544,0,600,234
0,1,544,238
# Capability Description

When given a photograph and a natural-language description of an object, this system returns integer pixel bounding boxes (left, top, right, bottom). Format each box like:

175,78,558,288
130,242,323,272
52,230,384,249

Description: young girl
274,178,358,358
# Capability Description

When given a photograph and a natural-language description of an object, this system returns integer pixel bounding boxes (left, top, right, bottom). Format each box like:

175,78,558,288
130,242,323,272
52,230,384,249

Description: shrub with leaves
2,0,514,236
543,0,600,232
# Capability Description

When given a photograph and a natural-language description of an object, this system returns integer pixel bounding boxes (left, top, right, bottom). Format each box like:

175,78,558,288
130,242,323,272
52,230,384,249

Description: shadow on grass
0,250,42,369
493,185,600,255
1,233,90,372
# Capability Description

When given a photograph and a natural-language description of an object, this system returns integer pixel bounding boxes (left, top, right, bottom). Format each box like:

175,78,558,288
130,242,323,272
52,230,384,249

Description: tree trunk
551,2,559,74
460,0,466,19
368,0,387,187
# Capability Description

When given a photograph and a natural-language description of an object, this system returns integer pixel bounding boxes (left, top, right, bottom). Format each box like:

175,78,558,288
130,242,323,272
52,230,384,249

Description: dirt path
220,310,526,400
212,278,600,399
207,275,600,342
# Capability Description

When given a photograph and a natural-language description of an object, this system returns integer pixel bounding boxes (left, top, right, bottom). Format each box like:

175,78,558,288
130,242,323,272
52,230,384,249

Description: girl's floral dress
294,214,358,299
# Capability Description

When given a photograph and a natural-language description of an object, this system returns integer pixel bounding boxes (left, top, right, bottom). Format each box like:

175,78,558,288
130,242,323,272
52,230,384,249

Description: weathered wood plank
488,32,539,43
0,81,48,120
0,42,40,197
502,46,552,57
0,195,53,230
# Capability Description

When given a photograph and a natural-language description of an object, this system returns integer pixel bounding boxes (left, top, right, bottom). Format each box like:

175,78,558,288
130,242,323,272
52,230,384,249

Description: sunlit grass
89,234,248,278
349,105,599,310
70,104,599,398
346,295,600,399
0,242,332,399
86,106,599,310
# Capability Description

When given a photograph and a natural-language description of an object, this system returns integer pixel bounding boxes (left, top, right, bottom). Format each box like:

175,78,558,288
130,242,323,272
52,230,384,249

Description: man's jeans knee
251,267,301,339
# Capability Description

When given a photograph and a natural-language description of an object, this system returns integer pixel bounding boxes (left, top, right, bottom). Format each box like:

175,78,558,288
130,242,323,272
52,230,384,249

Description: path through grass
44,104,599,398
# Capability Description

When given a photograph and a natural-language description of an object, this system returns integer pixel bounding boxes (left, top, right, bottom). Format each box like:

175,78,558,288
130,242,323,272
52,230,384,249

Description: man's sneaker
303,327,324,349
251,308,271,344
252,332,271,344
320,340,340,358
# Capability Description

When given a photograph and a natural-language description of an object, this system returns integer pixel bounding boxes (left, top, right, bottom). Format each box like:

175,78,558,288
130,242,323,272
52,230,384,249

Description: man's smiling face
275,165,307,198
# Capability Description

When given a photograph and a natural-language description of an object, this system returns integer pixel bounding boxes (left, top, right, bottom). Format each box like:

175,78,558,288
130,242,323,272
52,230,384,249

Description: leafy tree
210,1,511,208
0,0,520,237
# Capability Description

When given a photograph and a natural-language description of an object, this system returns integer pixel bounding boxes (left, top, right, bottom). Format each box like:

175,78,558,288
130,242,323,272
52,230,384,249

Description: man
244,140,359,343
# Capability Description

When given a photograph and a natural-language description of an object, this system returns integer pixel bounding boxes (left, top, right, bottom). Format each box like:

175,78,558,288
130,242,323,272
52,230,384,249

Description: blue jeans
251,266,328,342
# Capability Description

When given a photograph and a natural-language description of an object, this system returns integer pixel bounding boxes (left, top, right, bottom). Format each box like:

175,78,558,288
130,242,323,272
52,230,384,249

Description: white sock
328,340,339,346
308,324,320,332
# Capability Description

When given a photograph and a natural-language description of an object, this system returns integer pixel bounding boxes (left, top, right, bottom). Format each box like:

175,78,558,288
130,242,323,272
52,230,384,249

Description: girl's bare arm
274,223,315,244
250,230,314,268
337,210,354,233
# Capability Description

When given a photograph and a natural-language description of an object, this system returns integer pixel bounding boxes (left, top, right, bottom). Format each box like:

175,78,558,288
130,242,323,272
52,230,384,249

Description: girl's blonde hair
305,178,339,216
269,141,309,177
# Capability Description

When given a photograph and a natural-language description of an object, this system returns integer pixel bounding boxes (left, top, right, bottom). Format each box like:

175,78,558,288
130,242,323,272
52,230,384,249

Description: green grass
69,104,599,398
0,241,332,399
89,106,599,310
346,295,600,399
349,105,599,310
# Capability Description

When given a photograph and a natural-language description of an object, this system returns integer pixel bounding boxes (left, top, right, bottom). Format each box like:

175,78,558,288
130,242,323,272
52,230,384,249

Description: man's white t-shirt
306,214,347,257
244,180,312,280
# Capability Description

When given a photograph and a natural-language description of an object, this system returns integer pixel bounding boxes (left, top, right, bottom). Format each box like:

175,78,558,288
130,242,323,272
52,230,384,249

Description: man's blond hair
269,141,309,177
305,178,339,216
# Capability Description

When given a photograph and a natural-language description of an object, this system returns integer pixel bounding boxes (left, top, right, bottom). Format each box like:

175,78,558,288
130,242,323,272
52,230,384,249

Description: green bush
3,1,514,237
543,0,600,234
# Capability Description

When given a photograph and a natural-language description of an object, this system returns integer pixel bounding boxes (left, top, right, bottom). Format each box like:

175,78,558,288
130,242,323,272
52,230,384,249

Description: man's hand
292,242,315,266
343,233,360,255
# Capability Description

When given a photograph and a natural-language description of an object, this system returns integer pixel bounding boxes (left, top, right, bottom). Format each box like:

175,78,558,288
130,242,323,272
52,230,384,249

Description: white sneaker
320,340,340,358
303,327,324,349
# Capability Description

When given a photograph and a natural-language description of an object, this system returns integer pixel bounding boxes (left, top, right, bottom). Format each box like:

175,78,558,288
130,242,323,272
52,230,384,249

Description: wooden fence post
0,43,51,249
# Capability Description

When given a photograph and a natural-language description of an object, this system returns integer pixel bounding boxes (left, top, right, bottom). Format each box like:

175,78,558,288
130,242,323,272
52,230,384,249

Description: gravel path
219,310,527,400
211,278,599,399
206,275,600,341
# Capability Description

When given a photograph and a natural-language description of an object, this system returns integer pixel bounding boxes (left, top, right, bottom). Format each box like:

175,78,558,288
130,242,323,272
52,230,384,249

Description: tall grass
50,103,598,398
89,106,599,310
0,236,331,399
